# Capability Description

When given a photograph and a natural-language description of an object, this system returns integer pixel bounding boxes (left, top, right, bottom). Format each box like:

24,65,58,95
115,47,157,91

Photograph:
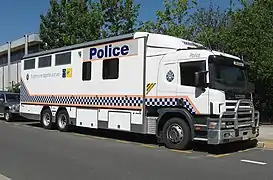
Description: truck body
19,32,260,149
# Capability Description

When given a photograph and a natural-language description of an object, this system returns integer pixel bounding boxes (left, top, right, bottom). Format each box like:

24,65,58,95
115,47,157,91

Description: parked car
0,91,20,121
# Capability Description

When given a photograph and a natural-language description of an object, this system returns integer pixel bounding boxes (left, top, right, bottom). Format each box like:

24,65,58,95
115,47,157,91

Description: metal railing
219,99,259,130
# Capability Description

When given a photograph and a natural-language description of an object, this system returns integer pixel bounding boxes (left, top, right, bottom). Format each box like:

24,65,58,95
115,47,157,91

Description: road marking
170,149,192,154
240,159,267,165
140,144,157,148
92,136,107,140
0,173,10,180
207,154,230,158
115,140,130,144
72,133,88,137
239,149,250,152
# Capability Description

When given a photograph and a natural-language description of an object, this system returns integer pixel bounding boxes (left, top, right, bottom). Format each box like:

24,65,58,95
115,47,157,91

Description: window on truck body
38,55,52,68
24,58,35,70
82,61,92,81
102,58,119,80
180,60,206,86
55,51,71,66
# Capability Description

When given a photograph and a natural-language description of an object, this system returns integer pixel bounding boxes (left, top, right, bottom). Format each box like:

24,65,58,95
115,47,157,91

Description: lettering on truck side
89,44,129,60
83,39,139,61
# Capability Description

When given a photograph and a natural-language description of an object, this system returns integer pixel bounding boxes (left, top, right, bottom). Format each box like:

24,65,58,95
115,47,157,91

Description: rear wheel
56,109,70,132
41,108,53,129
162,117,191,150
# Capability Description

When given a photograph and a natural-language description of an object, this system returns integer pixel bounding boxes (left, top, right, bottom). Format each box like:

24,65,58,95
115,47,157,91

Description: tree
139,0,197,39
99,0,141,38
188,1,231,50
39,0,103,50
220,0,273,121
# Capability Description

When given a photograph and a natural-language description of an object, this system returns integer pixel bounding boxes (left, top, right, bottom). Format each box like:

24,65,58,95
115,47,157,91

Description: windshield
208,55,248,91
213,64,246,88
6,94,20,102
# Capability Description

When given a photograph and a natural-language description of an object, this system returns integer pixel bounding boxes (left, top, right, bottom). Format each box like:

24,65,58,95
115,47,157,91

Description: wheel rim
43,113,51,126
166,123,184,144
58,114,67,129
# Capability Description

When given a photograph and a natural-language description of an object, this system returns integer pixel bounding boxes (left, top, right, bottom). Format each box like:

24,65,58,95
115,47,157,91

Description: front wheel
162,117,192,150
4,110,12,122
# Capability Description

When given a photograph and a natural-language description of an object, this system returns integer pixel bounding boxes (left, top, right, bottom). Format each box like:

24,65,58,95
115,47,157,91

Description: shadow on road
25,122,258,155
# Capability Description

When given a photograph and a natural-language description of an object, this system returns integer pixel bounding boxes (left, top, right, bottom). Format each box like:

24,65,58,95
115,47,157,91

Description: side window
24,58,35,70
82,61,91,81
55,52,71,66
38,55,52,68
103,58,119,79
180,61,205,86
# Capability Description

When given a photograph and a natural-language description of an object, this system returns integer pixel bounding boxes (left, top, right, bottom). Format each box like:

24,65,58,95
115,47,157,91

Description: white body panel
76,108,98,128
20,31,245,136
108,111,131,131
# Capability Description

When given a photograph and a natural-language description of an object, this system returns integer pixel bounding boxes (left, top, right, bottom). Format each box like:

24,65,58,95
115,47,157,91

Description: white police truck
20,32,260,150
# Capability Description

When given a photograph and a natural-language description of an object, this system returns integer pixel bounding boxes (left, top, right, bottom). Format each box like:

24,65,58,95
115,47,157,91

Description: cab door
176,60,209,115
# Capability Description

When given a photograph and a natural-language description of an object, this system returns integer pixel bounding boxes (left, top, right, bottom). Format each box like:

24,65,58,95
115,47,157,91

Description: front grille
223,99,256,128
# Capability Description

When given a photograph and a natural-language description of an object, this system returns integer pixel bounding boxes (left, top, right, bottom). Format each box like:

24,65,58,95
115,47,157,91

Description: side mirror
0,97,4,103
195,71,208,88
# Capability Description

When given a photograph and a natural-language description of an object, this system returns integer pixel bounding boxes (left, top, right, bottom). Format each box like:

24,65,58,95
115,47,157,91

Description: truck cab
155,45,259,149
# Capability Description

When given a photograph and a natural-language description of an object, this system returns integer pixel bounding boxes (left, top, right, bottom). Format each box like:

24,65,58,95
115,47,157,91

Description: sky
0,0,239,45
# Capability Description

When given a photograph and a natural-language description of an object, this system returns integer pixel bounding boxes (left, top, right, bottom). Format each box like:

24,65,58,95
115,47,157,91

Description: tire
162,117,192,150
41,108,53,129
4,110,12,122
56,109,70,132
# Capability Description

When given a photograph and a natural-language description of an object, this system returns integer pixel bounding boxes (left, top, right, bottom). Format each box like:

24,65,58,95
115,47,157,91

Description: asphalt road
0,120,272,180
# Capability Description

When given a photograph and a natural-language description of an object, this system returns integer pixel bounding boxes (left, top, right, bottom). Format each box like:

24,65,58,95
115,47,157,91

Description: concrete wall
0,33,42,90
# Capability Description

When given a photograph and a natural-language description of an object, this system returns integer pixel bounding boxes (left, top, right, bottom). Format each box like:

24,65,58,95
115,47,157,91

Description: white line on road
0,173,10,180
240,159,267,165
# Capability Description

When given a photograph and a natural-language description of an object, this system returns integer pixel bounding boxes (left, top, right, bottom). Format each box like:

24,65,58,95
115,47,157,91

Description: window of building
38,55,52,68
28,45,41,54
11,49,24,63
82,61,91,81
55,52,71,66
24,58,35,70
0,54,7,65
102,58,119,79
180,61,206,86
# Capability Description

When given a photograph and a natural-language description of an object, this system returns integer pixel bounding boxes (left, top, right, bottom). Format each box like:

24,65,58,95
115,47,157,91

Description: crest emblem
166,70,174,82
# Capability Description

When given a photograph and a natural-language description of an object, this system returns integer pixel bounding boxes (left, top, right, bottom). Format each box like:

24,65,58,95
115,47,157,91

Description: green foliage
39,0,273,121
40,0,104,50
7,82,20,93
99,0,141,38
40,0,141,49
139,0,197,39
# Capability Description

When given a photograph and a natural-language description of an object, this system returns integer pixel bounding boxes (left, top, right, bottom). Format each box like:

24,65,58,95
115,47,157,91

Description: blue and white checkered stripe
145,98,196,114
20,81,197,114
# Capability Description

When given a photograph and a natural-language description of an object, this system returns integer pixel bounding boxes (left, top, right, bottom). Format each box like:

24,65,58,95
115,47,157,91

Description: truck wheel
41,108,53,129
162,117,191,150
56,109,70,132
4,110,12,122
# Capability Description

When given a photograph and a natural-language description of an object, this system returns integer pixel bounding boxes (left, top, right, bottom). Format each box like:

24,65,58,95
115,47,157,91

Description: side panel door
176,60,209,115
157,61,178,96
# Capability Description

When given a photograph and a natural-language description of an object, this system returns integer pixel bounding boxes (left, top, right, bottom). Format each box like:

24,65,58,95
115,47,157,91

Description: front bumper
208,127,259,144
207,99,260,145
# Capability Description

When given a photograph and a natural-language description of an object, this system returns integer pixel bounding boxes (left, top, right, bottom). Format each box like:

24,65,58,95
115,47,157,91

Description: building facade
0,34,42,90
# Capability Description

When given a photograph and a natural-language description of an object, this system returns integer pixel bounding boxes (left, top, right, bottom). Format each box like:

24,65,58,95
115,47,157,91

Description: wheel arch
156,108,195,140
